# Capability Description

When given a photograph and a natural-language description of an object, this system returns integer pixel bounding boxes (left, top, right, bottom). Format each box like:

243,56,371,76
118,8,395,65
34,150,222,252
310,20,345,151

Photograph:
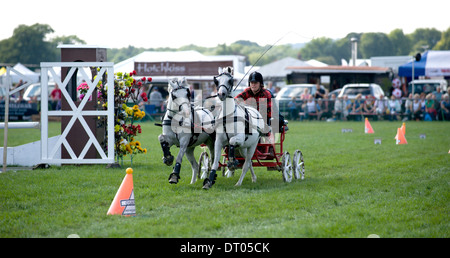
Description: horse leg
228,134,244,170
168,137,189,184
159,134,174,166
248,143,258,183
203,138,223,190
236,142,258,186
185,147,199,184
227,144,239,170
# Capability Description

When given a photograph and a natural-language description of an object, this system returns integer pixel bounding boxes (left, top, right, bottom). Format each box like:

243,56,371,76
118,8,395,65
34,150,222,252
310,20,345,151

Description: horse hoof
202,178,213,190
168,173,179,184
227,159,239,170
163,155,174,166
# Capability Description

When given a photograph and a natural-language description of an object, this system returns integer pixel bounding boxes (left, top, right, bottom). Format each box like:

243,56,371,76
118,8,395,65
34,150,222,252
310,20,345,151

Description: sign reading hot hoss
135,61,233,76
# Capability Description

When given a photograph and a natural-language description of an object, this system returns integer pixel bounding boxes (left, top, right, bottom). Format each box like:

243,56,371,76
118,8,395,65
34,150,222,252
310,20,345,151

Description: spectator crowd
285,86,450,122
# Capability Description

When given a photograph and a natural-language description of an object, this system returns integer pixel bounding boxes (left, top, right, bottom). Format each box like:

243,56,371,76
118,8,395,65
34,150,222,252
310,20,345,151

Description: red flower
142,77,146,81
148,77,152,82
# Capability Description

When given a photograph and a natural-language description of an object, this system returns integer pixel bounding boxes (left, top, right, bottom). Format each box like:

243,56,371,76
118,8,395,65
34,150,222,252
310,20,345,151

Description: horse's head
167,77,191,117
213,67,234,101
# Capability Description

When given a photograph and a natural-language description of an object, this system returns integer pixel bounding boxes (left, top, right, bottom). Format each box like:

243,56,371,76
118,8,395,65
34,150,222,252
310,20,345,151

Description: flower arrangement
79,69,151,166
77,82,92,101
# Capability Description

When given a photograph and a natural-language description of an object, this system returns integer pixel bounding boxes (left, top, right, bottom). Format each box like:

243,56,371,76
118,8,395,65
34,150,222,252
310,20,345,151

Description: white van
408,79,448,95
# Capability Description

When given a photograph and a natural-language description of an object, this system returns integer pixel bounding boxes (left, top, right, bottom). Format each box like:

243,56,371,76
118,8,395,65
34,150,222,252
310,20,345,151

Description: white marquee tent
1,63,40,84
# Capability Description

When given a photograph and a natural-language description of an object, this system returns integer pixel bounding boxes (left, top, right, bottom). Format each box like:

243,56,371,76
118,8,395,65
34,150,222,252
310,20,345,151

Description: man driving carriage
235,71,287,134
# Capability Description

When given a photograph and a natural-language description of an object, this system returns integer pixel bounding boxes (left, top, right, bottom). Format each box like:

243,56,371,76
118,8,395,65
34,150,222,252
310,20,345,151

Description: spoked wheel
292,150,305,180
198,151,210,179
281,151,293,182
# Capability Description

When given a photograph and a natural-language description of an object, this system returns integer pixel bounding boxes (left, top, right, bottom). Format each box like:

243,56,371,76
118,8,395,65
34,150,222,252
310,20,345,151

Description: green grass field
0,120,449,238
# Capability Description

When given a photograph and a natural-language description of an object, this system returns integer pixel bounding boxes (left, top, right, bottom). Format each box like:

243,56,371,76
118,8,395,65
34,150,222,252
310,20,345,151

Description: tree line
1,23,449,69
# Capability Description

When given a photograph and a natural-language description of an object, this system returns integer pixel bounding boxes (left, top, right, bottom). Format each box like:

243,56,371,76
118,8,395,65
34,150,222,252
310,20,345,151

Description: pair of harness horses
157,68,305,190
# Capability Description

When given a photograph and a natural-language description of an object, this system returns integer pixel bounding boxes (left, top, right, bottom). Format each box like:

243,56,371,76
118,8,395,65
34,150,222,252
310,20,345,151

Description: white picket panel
40,62,115,164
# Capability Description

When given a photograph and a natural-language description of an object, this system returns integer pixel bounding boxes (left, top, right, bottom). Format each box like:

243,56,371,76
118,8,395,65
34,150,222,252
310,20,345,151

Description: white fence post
2,66,34,172
40,62,115,164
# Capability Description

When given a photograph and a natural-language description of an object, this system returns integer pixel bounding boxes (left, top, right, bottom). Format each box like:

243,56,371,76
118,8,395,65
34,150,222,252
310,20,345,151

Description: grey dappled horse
202,67,265,189
158,77,215,184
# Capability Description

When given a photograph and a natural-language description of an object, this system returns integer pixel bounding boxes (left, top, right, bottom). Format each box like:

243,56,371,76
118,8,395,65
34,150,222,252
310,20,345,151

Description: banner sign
135,61,233,77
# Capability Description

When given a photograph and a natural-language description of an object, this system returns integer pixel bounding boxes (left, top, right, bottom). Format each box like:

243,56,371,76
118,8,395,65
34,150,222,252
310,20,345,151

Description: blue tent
398,52,427,78
398,51,450,78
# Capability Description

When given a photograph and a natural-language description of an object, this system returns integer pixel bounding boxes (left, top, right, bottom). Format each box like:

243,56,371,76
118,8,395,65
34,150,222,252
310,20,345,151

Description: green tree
409,28,441,53
0,23,56,64
359,32,394,58
300,37,337,64
433,27,450,50
388,29,411,55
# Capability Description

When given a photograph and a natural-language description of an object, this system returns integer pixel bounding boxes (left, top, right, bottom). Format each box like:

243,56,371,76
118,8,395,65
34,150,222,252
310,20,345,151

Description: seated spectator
411,94,423,121
403,93,413,121
318,97,331,120
300,88,311,101
375,94,387,120
440,94,450,120
388,95,402,121
363,95,376,114
287,96,299,120
424,93,437,121
333,95,346,120
352,94,364,121
343,95,352,120
304,95,321,120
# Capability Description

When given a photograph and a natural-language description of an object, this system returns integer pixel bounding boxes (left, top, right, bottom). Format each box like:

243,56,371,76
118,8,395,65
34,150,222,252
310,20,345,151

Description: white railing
40,62,115,164
1,66,36,172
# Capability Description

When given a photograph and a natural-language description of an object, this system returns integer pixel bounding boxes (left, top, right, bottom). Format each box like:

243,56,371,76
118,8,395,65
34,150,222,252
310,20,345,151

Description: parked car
23,82,56,102
408,79,448,95
275,83,326,116
337,83,385,100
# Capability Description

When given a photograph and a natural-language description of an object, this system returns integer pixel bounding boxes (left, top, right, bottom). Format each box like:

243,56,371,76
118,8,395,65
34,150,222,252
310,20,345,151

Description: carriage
197,124,305,183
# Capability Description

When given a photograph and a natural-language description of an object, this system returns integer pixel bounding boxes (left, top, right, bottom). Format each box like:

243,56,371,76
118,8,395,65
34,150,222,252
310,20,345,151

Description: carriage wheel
292,150,305,180
198,151,210,179
281,151,293,183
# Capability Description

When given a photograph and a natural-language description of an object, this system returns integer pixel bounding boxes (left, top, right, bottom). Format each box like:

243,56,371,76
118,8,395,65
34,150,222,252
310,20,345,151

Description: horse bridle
214,73,234,96
168,83,191,113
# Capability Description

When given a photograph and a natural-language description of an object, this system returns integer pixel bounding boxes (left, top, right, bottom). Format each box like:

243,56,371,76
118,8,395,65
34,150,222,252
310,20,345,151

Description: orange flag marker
395,128,407,145
107,167,136,216
365,118,374,134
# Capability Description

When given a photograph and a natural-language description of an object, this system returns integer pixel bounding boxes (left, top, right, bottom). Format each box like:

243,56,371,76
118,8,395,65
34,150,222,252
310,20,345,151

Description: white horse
202,67,266,189
158,77,215,184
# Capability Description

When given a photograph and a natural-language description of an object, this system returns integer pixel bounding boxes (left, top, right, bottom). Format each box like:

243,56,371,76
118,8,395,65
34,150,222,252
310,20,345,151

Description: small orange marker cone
365,118,374,134
107,167,136,216
400,122,406,135
396,128,407,145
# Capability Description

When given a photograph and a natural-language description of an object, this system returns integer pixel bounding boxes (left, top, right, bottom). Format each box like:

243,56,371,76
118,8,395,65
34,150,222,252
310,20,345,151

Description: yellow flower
125,144,132,154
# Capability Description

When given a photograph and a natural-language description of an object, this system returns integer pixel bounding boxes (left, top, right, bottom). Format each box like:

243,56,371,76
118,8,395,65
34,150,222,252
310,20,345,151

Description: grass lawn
0,120,449,238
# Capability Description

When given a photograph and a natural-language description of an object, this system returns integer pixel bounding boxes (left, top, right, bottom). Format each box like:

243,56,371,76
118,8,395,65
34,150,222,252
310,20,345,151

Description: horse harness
160,105,215,147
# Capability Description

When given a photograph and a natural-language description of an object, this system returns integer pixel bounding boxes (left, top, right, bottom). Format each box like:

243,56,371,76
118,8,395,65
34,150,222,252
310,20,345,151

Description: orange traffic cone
400,122,406,135
365,118,374,134
395,123,406,140
396,128,407,145
107,167,136,216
